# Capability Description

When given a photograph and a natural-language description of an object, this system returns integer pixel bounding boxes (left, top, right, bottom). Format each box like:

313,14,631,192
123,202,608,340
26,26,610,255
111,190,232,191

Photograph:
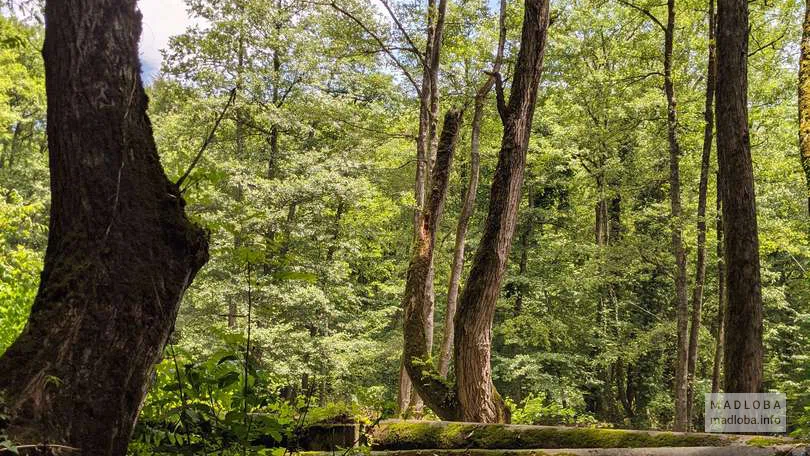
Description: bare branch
616,0,666,32
328,1,421,95
175,88,237,189
748,26,788,57
378,0,425,66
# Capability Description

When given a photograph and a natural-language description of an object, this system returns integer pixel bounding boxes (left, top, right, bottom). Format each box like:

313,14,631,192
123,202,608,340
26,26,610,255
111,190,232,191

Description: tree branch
328,1,421,95
175,88,237,189
378,0,425,66
616,0,666,32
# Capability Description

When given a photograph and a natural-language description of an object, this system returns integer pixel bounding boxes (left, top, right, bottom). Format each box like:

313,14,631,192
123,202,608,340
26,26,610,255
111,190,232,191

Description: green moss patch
372,421,729,450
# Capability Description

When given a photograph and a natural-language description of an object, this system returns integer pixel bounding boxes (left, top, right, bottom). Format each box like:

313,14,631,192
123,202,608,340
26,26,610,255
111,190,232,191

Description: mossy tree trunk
399,0,449,415
0,1,209,454
402,110,465,421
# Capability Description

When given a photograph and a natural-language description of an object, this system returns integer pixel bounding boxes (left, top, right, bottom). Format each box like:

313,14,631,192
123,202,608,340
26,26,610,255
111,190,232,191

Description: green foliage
1,0,810,443
130,346,297,455
507,394,596,427
0,190,44,353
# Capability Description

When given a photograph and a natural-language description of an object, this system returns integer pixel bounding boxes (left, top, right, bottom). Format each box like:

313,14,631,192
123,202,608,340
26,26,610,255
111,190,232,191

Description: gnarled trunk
0,1,209,454
717,0,764,394
403,0,550,424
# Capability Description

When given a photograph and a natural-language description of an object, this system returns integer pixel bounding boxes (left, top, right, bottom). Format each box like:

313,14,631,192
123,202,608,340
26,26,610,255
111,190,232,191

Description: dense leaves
0,0,809,451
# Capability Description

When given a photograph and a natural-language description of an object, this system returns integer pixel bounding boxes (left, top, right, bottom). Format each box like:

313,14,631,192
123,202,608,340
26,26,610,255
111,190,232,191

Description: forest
0,0,809,454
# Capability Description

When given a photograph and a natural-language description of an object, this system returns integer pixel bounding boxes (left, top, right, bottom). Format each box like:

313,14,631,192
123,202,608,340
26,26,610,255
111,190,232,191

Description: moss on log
370,420,799,451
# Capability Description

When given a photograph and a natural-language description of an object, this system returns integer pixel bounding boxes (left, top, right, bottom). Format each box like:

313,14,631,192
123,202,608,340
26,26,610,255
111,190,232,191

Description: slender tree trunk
686,0,717,427
437,106,479,376
0,1,208,453
229,35,246,327
717,0,764,394
269,20,282,179
453,0,550,423
662,0,690,432
800,0,810,215
514,222,531,316
711,172,726,394
437,0,507,379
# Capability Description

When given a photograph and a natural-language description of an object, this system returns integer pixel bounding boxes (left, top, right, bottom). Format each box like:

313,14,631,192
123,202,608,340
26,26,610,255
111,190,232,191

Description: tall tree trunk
402,110,464,420
662,0,690,432
452,0,550,423
268,20,282,179
400,0,449,415
0,1,209,453
711,172,726,394
686,0,717,427
437,0,507,379
717,0,764,394
800,0,810,215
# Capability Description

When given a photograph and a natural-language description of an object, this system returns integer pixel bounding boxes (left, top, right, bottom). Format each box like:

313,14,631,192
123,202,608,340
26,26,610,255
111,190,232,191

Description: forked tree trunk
403,0,550,423
686,0,717,426
800,0,810,215
453,0,550,423
0,1,209,454
662,0,690,432
437,0,507,379
717,0,764,394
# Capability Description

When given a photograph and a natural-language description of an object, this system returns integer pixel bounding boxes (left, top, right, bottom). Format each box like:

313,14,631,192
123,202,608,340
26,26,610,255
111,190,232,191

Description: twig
325,1,421,95
378,0,425,65
175,88,237,189
616,0,666,32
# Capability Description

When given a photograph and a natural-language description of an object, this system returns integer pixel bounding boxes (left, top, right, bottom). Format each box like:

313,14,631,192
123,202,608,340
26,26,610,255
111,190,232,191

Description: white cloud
138,0,193,80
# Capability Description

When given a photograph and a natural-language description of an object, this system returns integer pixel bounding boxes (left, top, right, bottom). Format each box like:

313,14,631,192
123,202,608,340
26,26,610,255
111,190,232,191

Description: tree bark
402,110,464,421
399,0,449,414
0,1,209,453
686,0,716,427
717,0,764,394
661,0,690,432
711,172,726,394
800,0,810,215
437,0,507,379
452,0,550,423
